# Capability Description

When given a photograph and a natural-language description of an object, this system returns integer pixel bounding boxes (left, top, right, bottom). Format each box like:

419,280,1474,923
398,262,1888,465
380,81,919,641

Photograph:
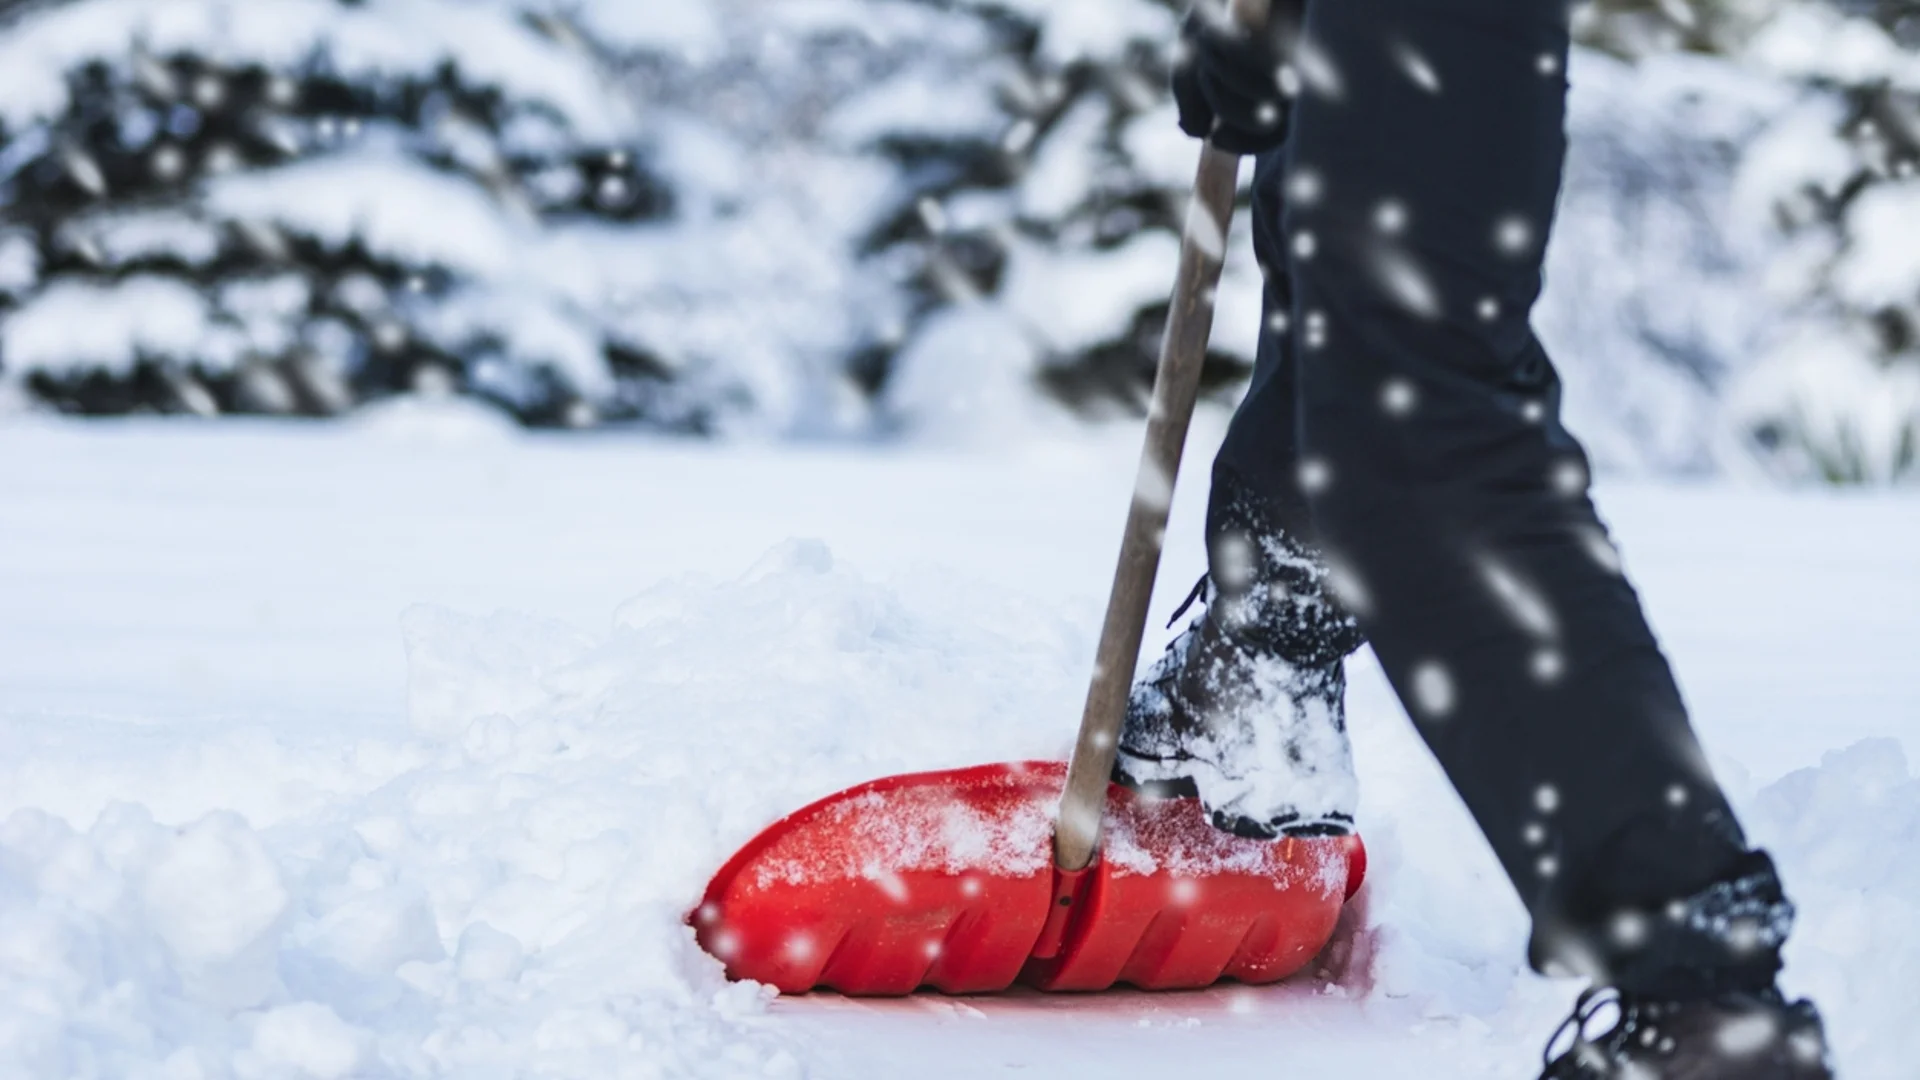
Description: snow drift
0,534,1912,1077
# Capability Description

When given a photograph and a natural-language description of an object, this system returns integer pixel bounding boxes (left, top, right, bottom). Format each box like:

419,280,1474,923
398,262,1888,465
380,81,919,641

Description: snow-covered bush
581,0,1012,436
1573,0,1787,61
1721,2,1920,484
862,0,1263,434
0,0,697,427
1572,0,1920,483
0,0,1084,435
4,0,1915,477
1537,48,1794,475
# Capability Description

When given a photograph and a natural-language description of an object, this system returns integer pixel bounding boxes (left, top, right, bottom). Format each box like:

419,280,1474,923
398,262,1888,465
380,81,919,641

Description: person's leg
1279,0,1791,997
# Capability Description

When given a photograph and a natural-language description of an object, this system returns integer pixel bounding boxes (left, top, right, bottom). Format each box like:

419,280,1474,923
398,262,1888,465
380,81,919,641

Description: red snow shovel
692,0,1363,995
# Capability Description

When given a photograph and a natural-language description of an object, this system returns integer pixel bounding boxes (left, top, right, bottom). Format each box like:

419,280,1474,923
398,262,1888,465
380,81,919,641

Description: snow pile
1750,739,1920,1079
0,528,1912,1076
0,540,1084,1076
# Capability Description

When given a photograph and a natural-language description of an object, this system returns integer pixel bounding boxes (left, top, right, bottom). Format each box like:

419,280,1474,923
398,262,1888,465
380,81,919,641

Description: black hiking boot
1112,574,1359,839
1540,985,1833,1079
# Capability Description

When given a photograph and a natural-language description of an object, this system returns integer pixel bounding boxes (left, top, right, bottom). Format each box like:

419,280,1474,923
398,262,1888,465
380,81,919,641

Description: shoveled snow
0,418,1915,1077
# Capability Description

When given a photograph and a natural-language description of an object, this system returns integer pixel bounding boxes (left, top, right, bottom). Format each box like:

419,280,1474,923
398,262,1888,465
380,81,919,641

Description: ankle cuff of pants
1529,850,1792,1001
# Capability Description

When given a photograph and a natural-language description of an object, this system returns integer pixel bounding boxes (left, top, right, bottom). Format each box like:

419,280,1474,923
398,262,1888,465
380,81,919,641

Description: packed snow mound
0,541,1910,1076
1750,739,1920,1079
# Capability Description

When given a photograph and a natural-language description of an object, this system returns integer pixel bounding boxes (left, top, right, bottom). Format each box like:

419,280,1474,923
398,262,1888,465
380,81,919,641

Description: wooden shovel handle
1054,0,1272,872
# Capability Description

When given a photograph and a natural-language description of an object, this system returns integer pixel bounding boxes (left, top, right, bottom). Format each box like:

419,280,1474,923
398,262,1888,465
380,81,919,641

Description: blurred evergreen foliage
1576,0,1920,483
0,0,1916,481
0,0,683,426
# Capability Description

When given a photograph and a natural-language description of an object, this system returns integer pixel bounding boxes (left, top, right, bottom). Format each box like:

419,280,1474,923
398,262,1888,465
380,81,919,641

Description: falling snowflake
1575,526,1625,575
1295,37,1346,99
1212,531,1257,590
1392,42,1442,94
1551,459,1589,496
1185,197,1228,262
1298,457,1333,494
1531,648,1565,683
1494,216,1534,256
1303,310,1328,349
1287,168,1324,205
1373,248,1442,319
1535,784,1561,814
1410,661,1456,719
1611,911,1650,948
1134,454,1175,512
1323,555,1373,616
1479,557,1559,639
1380,377,1417,416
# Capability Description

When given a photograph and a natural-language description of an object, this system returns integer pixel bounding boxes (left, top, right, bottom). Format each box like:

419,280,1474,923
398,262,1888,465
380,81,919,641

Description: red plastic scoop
692,762,1364,994
690,0,1364,998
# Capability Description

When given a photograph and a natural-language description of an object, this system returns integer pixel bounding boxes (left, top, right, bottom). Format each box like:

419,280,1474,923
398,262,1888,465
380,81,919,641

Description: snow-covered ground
1,411,1915,1078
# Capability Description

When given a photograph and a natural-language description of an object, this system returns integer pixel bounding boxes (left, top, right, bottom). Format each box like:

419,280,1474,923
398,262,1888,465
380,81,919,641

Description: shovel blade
693,761,1363,996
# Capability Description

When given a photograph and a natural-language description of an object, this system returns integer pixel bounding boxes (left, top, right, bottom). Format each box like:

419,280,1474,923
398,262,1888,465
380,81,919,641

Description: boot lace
1167,574,1210,629
1541,987,1628,1078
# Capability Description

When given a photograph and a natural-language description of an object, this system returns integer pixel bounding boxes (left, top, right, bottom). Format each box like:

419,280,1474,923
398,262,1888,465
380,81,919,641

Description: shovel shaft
1055,136,1251,871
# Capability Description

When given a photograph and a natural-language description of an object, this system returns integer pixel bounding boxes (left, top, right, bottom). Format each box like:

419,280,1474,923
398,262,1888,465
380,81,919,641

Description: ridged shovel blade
693,763,1060,994
692,761,1364,996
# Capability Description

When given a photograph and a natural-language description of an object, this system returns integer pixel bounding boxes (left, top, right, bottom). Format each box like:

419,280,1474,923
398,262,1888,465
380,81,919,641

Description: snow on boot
1113,575,1359,838
1540,986,1833,1080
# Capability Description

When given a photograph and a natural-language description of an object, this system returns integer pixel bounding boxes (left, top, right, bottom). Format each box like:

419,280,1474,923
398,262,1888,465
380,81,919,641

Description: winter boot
1540,985,1832,1079
1113,573,1360,838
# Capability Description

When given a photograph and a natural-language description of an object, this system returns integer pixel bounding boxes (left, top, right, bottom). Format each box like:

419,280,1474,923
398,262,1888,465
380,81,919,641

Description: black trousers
1211,0,1789,997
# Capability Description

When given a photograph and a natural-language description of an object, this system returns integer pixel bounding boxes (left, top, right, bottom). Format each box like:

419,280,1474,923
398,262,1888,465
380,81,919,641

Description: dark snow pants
1210,0,1792,997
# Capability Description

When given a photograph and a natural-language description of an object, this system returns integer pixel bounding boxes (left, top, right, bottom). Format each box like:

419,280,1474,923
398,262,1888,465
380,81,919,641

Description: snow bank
0,541,1086,1077
0,530,1909,1076
1751,739,1920,1079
